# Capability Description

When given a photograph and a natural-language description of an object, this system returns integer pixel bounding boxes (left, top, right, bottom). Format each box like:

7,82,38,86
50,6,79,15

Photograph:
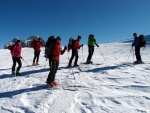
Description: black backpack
139,35,146,47
7,45,15,53
45,36,56,57
68,38,74,51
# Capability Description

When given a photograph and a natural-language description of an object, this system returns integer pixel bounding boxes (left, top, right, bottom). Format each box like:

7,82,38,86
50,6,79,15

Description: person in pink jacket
11,39,22,76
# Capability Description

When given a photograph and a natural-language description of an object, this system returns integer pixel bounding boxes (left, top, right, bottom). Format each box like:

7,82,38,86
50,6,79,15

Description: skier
11,39,22,76
46,36,67,87
68,35,83,67
132,33,142,64
32,37,44,66
86,34,99,64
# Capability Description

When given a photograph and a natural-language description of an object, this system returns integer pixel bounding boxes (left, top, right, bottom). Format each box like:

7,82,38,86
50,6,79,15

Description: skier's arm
94,39,99,47
61,46,67,55
132,37,139,47
40,41,44,47
11,46,16,57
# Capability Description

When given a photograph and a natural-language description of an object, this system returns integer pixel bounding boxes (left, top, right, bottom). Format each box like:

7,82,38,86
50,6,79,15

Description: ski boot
16,70,22,76
73,64,79,67
46,83,55,87
36,62,39,66
11,71,16,76
52,81,58,86
32,62,36,66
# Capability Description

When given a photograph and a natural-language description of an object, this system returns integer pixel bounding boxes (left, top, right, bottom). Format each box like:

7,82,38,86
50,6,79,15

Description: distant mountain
144,35,150,43
4,36,45,49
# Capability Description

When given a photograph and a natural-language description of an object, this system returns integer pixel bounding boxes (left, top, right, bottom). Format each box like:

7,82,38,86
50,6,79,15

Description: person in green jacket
86,34,99,64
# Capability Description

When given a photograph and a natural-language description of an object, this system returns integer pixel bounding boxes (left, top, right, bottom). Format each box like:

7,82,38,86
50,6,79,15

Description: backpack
31,39,37,49
68,38,74,51
7,45,15,53
45,36,56,57
139,35,146,47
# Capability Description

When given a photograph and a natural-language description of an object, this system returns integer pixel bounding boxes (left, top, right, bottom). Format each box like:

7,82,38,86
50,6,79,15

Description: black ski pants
87,46,94,61
46,59,59,84
33,50,40,63
135,46,141,61
68,50,79,66
12,57,22,72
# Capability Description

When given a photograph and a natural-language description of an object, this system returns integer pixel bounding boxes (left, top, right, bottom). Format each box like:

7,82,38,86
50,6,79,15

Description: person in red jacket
68,35,83,67
46,36,67,87
11,39,22,76
32,38,44,66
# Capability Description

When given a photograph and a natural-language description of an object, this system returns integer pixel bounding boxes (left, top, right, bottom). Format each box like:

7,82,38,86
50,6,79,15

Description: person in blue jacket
132,33,142,64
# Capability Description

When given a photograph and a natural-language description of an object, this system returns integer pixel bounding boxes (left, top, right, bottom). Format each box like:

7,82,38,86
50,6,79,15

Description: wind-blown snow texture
0,41,150,113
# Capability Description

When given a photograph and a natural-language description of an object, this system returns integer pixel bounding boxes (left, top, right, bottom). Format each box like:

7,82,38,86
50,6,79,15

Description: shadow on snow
0,68,50,79
80,63,133,73
0,85,49,98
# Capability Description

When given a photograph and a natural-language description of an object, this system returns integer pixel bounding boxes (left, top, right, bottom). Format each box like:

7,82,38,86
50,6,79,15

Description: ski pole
82,46,84,62
126,47,132,63
132,47,134,62
143,46,146,51
21,57,35,71
99,48,107,63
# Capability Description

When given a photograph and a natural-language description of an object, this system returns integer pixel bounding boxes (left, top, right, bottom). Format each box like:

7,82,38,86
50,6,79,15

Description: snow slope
0,41,150,113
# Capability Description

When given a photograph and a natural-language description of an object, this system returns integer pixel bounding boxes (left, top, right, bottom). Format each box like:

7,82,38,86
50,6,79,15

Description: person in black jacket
132,33,142,64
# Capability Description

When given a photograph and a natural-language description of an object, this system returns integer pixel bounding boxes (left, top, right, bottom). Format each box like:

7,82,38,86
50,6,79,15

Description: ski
61,84,85,91
30,64,47,68
62,88,78,91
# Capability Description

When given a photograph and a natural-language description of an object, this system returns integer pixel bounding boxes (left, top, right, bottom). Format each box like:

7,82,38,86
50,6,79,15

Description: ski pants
33,50,40,63
135,46,141,61
87,46,94,61
68,50,79,66
46,59,59,84
12,57,22,72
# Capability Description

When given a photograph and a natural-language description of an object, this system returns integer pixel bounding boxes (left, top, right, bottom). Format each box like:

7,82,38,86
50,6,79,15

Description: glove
64,46,67,50
80,44,83,47
44,54,48,58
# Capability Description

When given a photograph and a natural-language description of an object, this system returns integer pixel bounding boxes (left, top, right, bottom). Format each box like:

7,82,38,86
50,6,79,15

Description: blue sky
0,0,150,48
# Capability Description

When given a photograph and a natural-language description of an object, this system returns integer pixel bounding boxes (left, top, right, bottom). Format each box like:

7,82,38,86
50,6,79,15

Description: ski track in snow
0,42,150,113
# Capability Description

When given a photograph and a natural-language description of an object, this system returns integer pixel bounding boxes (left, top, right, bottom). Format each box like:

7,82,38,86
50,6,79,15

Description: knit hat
77,35,81,39
56,36,61,40
16,39,21,43
38,37,41,41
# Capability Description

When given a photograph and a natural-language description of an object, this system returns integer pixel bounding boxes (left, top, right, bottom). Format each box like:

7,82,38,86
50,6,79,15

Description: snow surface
0,41,150,113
